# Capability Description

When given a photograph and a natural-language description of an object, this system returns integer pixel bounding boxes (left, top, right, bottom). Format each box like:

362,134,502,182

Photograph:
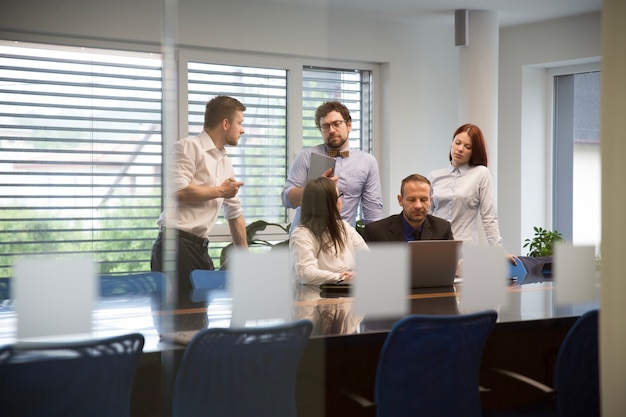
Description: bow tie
327,150,349,158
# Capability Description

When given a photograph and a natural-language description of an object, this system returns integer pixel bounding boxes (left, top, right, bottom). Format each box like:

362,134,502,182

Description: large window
553,70,601,252
0,41,376,275
0,41,163,278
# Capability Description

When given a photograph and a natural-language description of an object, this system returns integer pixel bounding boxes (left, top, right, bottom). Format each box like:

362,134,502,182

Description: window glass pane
187,62,288,222
554,71,601,251
0,41,162,278
572,72,601,248
186,62,288,265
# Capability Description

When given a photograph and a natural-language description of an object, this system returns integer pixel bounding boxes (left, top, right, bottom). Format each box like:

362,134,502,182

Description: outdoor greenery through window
0,40,375,276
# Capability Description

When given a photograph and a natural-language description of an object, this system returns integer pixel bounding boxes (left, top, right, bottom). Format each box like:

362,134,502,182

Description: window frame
547,62,601,243
176,49,380,241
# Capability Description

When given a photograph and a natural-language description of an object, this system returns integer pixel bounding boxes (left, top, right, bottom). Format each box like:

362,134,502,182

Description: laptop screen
407,240,462,288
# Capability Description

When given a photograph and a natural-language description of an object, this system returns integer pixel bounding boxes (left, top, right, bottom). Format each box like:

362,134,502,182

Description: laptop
319,240,461,294
407,240,462,289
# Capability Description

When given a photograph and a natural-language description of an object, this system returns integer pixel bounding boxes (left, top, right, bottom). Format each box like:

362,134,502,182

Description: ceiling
250,0,602,27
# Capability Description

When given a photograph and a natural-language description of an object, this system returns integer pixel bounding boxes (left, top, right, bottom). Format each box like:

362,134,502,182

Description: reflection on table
0,273,598,351
293,285,364,336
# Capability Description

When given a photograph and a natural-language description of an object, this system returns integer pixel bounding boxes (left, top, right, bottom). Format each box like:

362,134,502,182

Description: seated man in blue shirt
281,101,384,233
364,174,453,242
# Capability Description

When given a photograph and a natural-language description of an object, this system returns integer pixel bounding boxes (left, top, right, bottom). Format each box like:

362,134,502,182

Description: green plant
523,227,564,257
355,219,365,237
219,220,290,269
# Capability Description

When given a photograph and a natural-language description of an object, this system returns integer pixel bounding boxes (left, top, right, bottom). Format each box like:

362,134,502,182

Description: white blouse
429,164,503,247
289,220,369,285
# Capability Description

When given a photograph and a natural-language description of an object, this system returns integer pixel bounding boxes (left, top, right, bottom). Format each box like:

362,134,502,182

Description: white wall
0,2,602,252
498,12,601,254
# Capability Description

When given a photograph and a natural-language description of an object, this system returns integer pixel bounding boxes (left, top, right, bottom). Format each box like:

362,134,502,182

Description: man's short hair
400,174,432,196
204,96,246,129
314,101,352,129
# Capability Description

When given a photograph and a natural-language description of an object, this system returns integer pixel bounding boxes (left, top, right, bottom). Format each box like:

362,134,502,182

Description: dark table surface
0,275,599,417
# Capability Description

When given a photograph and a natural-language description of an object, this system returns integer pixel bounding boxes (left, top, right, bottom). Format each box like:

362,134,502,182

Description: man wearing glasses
282,101,384,233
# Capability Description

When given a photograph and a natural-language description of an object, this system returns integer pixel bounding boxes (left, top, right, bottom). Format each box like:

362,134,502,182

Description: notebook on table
160,330,199,345
407,240,462,289
319,282,352,298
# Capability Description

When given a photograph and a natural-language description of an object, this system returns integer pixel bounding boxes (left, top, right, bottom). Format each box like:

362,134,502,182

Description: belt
160,228,209,248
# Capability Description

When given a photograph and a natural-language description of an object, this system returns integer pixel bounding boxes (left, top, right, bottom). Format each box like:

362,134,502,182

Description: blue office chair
484,309,599,417
171,319,313,417
0,333,145,417
189,269,228,303
100,271,166,297
373,310,498,417
555,309,600,416
189,269,227,290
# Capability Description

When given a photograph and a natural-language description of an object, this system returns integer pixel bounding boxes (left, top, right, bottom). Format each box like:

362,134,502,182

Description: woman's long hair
448,123,489,167
300,177,346,256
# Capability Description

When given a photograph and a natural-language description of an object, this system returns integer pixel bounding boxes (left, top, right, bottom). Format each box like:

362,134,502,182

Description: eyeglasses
320,120,346,132
336,192,344,200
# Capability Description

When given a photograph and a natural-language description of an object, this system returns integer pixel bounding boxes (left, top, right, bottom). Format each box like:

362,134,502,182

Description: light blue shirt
429,163,503,247
282,144,383,232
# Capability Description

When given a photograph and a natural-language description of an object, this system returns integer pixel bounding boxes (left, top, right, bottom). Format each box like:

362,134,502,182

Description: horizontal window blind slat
0,89,162,103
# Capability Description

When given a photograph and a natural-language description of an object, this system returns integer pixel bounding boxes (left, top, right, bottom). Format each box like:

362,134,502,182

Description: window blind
0,41,163,277
187,62,289,224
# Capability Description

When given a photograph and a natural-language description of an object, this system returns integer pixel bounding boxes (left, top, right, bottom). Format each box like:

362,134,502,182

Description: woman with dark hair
429,124,516,264
290,177,368,285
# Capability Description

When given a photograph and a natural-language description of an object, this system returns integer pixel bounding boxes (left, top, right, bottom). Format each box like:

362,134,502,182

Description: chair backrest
0,333,145,417
171,319,313,417
374,310,498,417
189,269,227,289
189,270,228,303
554,309,600,417
100,271,166,297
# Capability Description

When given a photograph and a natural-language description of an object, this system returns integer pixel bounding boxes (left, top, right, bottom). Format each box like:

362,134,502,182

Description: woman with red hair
429,124,516,264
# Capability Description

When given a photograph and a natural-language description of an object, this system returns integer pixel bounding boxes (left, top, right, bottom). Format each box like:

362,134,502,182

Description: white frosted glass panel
460,246,507,312
15,257,95,340
354,243,409,318
554,243,597,304
229,248,292,327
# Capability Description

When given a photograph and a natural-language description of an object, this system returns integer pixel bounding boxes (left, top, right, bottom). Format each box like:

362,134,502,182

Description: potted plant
219,220,290,269
520,227,564,277
523,226,563,257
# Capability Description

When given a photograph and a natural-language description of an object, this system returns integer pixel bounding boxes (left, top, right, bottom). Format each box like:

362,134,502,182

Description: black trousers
150,228,214,331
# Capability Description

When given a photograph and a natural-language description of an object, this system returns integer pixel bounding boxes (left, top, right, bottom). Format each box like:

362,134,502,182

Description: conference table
0,274,598,417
